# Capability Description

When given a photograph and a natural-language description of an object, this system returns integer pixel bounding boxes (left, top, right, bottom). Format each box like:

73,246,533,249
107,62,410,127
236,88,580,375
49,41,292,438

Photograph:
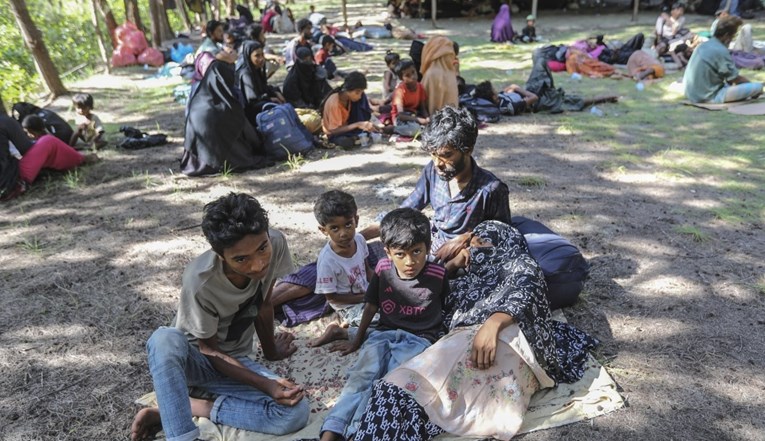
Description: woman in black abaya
236,40,285,126
181,60,271,176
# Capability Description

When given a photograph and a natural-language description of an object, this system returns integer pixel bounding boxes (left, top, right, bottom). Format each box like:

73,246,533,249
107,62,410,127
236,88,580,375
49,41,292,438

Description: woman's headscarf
446,221,597,383
420,36,456,75
235,40,269,103
491,4,514,42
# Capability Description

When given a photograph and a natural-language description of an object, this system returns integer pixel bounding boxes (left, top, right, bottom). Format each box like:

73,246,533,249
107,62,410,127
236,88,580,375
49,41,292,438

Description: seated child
69,93,106,150
20,115,96,185
391,59,429,137
315,35,346,80
321,72,380,149
315,207,449,441
311,190,373,332
518,14,539,43
474,80,538,115
382,51,400,106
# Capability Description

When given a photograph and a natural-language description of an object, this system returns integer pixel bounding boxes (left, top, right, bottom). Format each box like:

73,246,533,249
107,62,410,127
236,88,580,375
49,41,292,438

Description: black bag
512,216,589,310
458,95,500,123
12,102,74,144
117,126,169,150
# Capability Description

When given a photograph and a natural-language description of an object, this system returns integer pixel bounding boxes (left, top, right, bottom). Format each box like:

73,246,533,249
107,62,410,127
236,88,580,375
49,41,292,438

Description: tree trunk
175,0,193,32
9,0,67,97
0,95,7,117
226,0,235,17
91,0,112,73
159,0,174,42
210,0,220,20
124,0,144,30
341,0,348,29
148,0,162,47
96,0,118,47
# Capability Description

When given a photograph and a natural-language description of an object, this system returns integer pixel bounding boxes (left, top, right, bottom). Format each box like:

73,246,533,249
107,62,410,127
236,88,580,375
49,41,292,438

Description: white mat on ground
136,311,624,440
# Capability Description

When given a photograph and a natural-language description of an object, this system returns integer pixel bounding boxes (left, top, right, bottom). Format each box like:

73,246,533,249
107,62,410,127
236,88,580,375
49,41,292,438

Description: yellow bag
295,108,322,135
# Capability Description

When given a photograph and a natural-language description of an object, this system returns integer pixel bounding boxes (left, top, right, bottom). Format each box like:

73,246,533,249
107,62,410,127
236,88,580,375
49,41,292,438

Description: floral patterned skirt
381,324,555,441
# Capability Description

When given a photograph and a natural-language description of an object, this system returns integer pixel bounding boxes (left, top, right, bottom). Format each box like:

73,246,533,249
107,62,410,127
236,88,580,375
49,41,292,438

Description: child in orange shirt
321,72,379,149
391,59,429,137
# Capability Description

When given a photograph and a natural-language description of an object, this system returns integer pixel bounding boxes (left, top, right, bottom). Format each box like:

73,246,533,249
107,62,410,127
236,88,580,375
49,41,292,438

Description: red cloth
547,60,566,72
18,135,84,183
391,82,427,122
315,48,329,65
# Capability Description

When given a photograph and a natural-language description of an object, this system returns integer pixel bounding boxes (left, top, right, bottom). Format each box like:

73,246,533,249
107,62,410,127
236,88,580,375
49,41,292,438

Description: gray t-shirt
173,229,294,357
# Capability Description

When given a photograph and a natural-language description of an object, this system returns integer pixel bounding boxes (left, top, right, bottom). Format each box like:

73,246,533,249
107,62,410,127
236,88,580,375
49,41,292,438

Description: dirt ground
2,6,765,441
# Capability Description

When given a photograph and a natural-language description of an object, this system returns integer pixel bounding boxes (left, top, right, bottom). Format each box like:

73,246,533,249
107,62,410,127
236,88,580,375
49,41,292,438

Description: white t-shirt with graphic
315,233,369,311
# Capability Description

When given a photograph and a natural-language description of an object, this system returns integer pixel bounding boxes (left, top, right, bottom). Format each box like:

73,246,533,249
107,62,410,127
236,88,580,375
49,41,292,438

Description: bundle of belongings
117,126,169,150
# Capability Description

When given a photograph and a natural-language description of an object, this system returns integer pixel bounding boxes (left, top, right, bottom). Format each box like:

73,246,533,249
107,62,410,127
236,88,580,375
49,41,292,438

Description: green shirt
195,37,221,57
683,37,739,103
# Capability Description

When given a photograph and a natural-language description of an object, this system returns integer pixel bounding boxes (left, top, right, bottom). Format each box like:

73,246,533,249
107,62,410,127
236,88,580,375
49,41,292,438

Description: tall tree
0,95,7,117
148,0,173,47
225,0,235,16
174,0,193,32
9,0,67,97
91,0,111,73
124,0,144,30
96,0,119,47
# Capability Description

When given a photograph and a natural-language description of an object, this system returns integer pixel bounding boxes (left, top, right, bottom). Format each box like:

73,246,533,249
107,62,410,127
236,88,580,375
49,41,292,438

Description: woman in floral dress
352,220,598,441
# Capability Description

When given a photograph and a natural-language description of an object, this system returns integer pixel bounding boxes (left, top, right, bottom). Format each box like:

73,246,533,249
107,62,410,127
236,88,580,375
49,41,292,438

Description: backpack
256,103,314,160
117,125,169,150
12,102,74,144
511,216,590,310
458,95,501,123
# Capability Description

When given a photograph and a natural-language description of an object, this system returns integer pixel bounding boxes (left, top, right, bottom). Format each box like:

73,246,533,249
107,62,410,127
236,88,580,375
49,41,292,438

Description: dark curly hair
202,193,269,255
420,106,478,154
380,208,431,250
474,80,495,102
314,190,357,226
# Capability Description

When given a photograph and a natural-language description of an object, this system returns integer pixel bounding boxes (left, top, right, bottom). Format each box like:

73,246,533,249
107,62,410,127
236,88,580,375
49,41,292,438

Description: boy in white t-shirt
308,190,375,346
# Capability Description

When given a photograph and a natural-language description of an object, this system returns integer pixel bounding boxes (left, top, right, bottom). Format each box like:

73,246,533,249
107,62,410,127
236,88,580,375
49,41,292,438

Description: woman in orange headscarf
420,36,459,114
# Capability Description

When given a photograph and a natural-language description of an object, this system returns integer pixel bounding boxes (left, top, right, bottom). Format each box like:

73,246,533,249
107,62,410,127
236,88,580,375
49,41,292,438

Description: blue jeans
147,327,310,441
321,329,431,440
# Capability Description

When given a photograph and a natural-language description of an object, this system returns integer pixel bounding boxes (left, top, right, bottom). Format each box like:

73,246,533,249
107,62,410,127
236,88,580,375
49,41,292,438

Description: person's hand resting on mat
328,339,360,356
269,332,298,360
471,312,514,370
265,377,305,406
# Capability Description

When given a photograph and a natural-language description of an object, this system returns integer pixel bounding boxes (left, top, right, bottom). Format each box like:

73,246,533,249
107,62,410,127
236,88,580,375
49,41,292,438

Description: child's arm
416,98,430,124
339,302,379,355
393,87,418,123
504,85,538,108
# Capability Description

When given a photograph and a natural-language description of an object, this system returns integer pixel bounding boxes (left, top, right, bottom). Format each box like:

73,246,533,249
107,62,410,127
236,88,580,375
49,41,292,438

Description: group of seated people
131,106,598,441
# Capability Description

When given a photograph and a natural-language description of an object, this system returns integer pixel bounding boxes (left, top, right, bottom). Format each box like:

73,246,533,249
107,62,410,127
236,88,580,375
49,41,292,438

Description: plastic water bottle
636,82,645,91
571,72,582,81
359,133,369,147
590,106,605,117
143,64,149,70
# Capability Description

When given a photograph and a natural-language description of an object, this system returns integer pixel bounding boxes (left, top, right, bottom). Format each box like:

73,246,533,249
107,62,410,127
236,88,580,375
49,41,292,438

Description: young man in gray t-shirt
131,193,309,441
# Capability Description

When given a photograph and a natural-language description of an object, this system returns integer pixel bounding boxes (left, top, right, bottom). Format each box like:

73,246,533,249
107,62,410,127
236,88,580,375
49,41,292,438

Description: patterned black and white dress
352,221,598,441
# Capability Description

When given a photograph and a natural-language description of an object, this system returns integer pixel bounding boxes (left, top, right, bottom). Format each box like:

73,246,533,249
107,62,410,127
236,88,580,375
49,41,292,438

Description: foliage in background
0,0,192,106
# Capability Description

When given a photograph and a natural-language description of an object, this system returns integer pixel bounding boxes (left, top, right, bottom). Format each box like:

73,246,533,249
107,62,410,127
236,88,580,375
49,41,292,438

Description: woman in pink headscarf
420,36,459,114
491,4,514,43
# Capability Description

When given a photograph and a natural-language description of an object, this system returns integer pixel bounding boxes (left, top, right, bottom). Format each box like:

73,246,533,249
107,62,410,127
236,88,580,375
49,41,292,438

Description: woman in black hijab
181,60,271,176
236,40,285,126
282,46,332,109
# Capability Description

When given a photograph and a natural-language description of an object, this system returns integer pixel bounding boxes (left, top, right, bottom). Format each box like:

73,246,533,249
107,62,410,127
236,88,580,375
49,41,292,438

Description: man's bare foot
308,323,348,347
131,407,162,441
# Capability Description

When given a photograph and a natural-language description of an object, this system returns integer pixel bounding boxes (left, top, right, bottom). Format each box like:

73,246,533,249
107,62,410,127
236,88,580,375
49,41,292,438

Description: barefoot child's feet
307,323,348,347
131,407,162,441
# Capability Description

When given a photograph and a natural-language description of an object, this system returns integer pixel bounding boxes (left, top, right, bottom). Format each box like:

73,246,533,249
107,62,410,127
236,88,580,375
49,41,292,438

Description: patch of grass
517,176,546,188
220,161,234,179
755,277,765,295
282,149,307,172
674,225,710,243
19,236,43,254
63,169,81,189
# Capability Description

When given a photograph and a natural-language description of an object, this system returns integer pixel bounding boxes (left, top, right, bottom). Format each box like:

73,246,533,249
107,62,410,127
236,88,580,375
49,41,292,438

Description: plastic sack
138,48,164,67
115,21,138,42
112,44,137,67
170,42,194,63
124,30,149,55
